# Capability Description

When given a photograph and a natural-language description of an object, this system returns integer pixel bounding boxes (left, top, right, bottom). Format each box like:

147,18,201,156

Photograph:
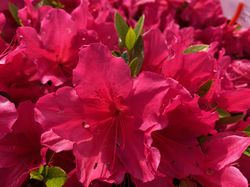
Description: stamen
228,2,245,26
0,35,18,59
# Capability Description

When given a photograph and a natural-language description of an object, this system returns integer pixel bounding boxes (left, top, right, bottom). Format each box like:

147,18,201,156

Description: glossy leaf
134,15,145,38
129,35,144,76
30,166,45,181
125,27,136,50
114,12,129,46
129,57,138,76
184,44,209,54
29,165,67,187
45,166,67,187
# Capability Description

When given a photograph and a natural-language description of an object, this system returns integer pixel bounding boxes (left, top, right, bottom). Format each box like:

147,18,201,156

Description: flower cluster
1,0,250,187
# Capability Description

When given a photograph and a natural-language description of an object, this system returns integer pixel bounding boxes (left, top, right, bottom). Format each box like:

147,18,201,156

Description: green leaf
38,165,45,174
244,146,250,157
134,15,145,38
125,27,136,50
217,114,244,125
129,35,144,76
44,165,49,177
37,0,64,8
197,80,213,97
114,12,129,46
216,108,231,118
45,166,67,187
30,166,45,181
129,57,139,77
243,126,250,136
184,44,209,54
8,2,22,25
30,171,44,181
29,165,67,187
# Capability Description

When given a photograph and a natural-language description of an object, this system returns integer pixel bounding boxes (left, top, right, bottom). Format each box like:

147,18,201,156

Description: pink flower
18,0,54,29
0,101,42,187
195,166,248,187
239,154,250,182
142,29,168,74
181,0,226,29
36,43,174,185
193,133,250,187
142,27,215,94
215,88,250,113
0,95,17,139
0,50,46,104
64,169,83,187
162,50,216,94
226,59,250,89
71,0,92,30
17,8,81,85
151,97,217,179
149,129,250,187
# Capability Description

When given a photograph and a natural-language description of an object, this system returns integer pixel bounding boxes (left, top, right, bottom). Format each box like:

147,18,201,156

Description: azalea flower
36,43,174,185
0,49,46,104
0,95,17,139
0,1,249,186
17,8,81,86
0,101,42,187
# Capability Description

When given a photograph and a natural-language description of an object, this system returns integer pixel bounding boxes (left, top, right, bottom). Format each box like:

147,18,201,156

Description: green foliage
125,27,136,50
130,36,144,76
8,2,22,25
216,108,231,118
244,146,250,157
216,108,244,125
114,13,145,77
30,165,67,187
30,165,44,181
243,127,250,157
129,57,139,76
114,12,129,47
37,0,64,8
243,126,250,136
45,166,67,187
217,114,244,125
197,80,213,97
184,44,209,54
134,15,145,38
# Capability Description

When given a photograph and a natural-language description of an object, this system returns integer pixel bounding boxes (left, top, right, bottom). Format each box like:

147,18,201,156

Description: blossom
0,49,45,104
0,1,250,186
0,101,42,187
36,43,173,185
17,8,81,86
0,95,17,139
